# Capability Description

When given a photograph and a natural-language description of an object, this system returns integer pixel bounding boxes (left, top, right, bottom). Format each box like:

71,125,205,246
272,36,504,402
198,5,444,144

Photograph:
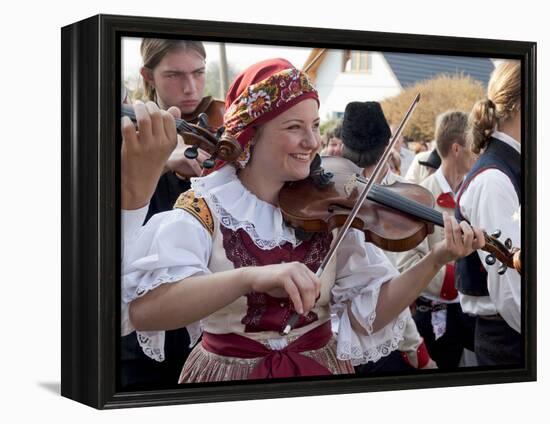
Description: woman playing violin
121,58,484,382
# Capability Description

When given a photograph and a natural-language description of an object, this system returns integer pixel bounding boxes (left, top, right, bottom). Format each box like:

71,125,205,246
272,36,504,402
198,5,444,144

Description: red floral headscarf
210,58,319,172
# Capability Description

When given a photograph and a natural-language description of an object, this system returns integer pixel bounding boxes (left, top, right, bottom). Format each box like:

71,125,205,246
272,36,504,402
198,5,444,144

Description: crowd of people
119,38,522,390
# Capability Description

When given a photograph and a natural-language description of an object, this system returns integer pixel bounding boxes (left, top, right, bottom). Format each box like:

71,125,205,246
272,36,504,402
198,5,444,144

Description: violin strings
381,190,444,225
369,185,444,226
355,177,442,223
375,187,444,225
121,105,200,135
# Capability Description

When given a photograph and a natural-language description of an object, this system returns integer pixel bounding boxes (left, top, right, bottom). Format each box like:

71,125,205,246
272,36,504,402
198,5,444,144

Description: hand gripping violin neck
121,103,242,170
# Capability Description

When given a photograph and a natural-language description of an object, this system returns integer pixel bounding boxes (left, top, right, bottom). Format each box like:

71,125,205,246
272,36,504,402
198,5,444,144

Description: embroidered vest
219,225,332,333
454,138,521,296
184,199,338,341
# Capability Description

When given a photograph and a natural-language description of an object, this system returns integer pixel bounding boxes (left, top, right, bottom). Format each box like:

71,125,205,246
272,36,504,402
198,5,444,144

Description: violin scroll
513,248,521,274
481,230,521,274
179,123,242,169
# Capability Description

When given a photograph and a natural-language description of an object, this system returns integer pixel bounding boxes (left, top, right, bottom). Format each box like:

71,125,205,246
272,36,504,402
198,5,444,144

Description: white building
302,49,495,121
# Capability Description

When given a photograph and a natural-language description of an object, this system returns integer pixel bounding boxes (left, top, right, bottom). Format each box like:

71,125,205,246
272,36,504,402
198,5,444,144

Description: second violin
121,103,242,169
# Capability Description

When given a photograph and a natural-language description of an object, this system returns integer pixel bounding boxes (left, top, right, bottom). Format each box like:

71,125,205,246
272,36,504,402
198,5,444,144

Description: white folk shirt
399,146,415,177
395,168,459,340
373,170,425,354
457,131,521,333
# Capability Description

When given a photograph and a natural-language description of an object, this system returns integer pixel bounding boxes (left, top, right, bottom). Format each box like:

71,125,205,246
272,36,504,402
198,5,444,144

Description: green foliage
320,118,339,136
381,74,486,142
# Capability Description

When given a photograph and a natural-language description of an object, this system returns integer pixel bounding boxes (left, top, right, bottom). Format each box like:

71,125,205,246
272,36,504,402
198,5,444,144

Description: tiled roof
382,52,495,87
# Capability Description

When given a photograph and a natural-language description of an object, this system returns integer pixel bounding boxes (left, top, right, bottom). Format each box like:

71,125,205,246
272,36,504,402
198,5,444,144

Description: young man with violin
139,38,225,223
120,38,224,390
396,110,478,370
340,101,437,372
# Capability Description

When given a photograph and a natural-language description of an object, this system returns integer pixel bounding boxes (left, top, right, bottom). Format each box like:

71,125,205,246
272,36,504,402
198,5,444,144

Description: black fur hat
341,101,391,167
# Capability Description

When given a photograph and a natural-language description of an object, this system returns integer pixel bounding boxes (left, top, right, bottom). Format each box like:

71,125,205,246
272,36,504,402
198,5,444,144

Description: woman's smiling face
247,98,321,183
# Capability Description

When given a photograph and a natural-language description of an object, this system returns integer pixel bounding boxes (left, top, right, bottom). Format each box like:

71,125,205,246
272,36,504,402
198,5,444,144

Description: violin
121,102,241,169
279,155,521,273
181,96,225,132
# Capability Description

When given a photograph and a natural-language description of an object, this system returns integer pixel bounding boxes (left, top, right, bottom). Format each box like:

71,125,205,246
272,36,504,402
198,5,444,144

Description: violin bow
302,49,326,74
281,93,421,335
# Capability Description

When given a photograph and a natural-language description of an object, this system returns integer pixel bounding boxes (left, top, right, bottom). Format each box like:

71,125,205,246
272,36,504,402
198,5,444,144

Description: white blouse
121,165,406,365
457,132,521,333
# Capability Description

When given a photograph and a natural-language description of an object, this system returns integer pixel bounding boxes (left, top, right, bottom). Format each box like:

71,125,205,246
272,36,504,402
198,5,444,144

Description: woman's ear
250,125,263,146
452,142,460,156
140,67,155,86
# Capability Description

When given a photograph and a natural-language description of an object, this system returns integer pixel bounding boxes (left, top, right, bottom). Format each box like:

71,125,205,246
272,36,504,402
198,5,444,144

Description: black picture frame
61,13,537,410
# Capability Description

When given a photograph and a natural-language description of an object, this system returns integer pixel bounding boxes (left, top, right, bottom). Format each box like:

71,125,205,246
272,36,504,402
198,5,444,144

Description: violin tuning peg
505,238,513,249
184,145,199,160
485,255,496,266
202,157,216,169
197,113,209,129
215,126,225,139
498,264,507,275
491,229,501,239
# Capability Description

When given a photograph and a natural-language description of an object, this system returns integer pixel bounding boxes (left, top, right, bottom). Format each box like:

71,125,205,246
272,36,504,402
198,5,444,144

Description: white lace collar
191,165,299,250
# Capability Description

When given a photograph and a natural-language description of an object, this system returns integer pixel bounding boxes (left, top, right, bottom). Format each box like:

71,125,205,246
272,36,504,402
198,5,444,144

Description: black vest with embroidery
454,137,521,296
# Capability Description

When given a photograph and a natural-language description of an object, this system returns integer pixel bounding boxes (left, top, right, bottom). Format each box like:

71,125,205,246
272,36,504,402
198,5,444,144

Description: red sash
201,322,333,379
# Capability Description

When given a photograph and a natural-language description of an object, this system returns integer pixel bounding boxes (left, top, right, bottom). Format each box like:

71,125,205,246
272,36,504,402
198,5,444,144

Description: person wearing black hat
341,101,437,373
396,110,477,370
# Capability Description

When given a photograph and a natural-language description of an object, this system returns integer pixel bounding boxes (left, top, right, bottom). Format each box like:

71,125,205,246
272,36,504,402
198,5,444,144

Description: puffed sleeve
121,204,148,258
331,229,407,365
121,208,213,361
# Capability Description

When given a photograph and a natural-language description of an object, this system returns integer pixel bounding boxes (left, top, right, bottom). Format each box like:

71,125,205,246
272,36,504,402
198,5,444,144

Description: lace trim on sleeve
136,320,204,362
334,298,407,366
